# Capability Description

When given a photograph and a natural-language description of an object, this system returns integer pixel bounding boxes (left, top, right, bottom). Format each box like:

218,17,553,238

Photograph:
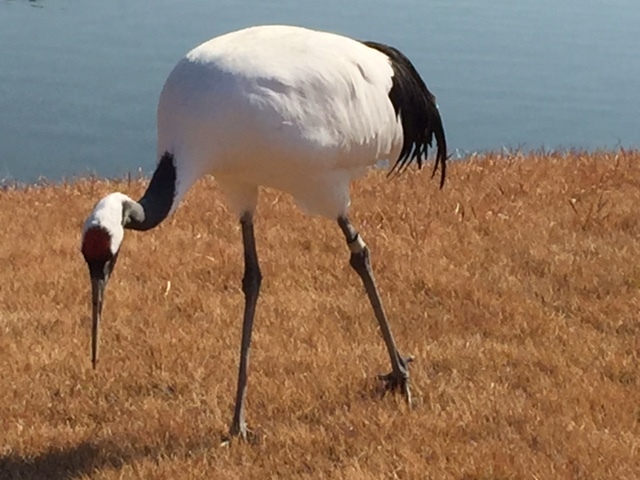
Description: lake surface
1,0,639,183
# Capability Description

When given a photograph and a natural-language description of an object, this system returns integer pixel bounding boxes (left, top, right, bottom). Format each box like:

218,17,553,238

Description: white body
157,25,404,219
80,26,432,430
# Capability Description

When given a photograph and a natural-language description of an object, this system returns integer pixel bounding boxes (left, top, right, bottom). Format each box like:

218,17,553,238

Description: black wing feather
362,41,448,188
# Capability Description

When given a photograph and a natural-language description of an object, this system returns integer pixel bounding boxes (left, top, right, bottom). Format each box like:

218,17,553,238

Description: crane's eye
82,227,113,263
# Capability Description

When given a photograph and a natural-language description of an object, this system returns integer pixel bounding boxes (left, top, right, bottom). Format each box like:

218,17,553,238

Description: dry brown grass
1,150,639,479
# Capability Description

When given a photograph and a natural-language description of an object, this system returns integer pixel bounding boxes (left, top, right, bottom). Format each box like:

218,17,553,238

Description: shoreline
2,147,638,192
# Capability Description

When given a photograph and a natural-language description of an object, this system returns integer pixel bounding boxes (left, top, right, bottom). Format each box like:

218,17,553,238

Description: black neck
124,151,177,231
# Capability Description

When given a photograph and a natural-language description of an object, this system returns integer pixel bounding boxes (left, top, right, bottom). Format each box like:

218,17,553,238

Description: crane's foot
378,355,413,408
221,423,259,446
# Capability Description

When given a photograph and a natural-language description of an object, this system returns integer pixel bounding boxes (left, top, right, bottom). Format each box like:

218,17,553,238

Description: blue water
1,0,639,182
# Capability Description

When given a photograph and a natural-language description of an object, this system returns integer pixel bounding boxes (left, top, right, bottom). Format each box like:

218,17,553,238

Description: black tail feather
363,41,448,188
430,104,447,189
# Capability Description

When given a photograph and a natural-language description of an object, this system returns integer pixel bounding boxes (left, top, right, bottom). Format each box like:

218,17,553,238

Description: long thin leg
229,211,262,440
337,215,412,406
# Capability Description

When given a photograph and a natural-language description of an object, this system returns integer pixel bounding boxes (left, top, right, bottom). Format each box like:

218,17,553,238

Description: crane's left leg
228,211,262,441
337,215,412,407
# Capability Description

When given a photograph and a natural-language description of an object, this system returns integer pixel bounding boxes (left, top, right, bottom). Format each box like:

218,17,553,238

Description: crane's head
81,193,127,369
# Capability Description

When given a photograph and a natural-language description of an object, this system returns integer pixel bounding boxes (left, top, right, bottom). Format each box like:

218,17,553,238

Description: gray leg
337,216,412,406
229,211,262,440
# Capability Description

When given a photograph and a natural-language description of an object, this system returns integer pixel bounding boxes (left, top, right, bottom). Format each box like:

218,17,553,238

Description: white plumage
159,25,404,218
80,24,447,442
82,192,127,254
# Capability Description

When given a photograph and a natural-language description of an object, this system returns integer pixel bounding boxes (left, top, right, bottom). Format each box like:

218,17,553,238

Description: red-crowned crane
80,25,447,441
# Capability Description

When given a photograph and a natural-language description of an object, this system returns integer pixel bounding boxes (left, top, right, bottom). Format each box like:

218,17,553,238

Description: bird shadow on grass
0,441,113,480
0,432,220,480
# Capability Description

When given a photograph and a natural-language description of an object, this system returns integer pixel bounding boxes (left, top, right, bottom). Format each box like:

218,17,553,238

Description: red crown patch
82,227,112,262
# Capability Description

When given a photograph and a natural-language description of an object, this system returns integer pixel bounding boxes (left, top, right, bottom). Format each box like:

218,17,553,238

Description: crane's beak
90,272,106,369
87,254,118,369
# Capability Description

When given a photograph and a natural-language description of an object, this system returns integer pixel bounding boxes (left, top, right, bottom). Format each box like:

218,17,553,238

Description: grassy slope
0,150,639,479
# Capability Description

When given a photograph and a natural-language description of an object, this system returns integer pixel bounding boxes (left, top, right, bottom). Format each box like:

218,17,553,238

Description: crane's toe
221,423,260,446
377,355,413,407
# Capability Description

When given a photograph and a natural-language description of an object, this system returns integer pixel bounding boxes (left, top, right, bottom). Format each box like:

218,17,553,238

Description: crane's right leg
337,215,412,407
228,211,262,441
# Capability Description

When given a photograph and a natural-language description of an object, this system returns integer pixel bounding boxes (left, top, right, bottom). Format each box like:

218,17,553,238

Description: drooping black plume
362,41,448,188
